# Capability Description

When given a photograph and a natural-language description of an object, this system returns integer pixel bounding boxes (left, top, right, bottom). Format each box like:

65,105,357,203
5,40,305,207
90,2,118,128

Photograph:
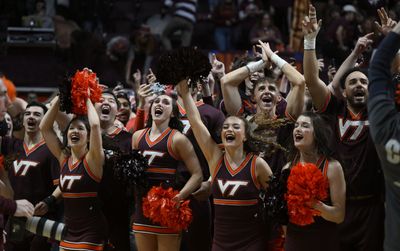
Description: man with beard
302,5,384,251
95,90,133,251
0,102,59,251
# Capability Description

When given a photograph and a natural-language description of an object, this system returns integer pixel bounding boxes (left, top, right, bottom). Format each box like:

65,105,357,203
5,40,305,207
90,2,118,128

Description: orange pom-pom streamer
142,186,193,231
285,162,328,226
70,69,102,115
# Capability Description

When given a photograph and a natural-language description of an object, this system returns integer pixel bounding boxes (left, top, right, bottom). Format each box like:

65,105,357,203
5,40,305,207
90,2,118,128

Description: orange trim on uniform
62,192,98,198
134,128,148,149
60,158,68,171
177,100,204,116
83,158,101,183
23,140,46,156
347,107,364,120
53,179,60,186
285,109,296,122
147,168,176,174
211,156,224,182
317,92,332,113
213,198,258,206
167,130,180,160
107,127,123,138
60,240,103,251
250,155,260,189
145,128,171,147
224,153,252,177
132,224,180,234
323,158,330,178
68,157,82,172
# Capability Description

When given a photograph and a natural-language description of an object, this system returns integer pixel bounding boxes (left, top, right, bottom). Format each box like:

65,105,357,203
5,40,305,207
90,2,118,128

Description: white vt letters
338,118,369,140
181,119,191,134
142,151,165,165
60,175,82,190
217,180,248,196
13,160,38,176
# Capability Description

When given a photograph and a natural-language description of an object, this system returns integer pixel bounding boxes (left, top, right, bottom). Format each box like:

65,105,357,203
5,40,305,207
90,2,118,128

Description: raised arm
329,33,374,99
368,23,400,145
177,79,223,175
314,160,346,223
39,96,64,163
172,132,203,200
220,65,249,115
258,41,305,120
302,4,330,111
85,98,104,177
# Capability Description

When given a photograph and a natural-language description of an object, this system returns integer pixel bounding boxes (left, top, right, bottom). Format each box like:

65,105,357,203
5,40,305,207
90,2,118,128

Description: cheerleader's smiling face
150,95,173,123
67,119,89,148
293,115,315,151
221,116,247,148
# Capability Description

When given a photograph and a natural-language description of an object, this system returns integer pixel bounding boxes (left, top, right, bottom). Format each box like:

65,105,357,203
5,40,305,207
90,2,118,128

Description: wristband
245,59,265,74
43,195,56,208
304,38,316,50
270,54,287,69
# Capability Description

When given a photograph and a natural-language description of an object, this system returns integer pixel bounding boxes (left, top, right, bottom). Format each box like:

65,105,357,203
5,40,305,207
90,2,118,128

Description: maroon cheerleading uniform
59,156,107,251
132,127,181,235
211,154,266,251
284,157,340,251
100,127,133,251
1,137,58,251
177,101,225,251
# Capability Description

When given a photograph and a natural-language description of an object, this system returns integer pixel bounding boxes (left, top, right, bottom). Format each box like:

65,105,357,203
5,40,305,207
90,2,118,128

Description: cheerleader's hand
192,180,212,201
172,193,184,208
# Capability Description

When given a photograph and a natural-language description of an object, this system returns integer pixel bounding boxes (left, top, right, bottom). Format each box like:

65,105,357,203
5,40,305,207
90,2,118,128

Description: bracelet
270,54,287,69
245,59,265,74
43,195,56,208
304,38,316,50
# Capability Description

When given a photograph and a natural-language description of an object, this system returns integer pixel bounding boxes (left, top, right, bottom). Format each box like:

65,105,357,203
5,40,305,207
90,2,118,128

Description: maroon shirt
1,137,59,205
319,93,384,198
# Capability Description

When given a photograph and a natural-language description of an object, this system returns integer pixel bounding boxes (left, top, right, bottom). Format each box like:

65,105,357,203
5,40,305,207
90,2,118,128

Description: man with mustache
302,5,384,251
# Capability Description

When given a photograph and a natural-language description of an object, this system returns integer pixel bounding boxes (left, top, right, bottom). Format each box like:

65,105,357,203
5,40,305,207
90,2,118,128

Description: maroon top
211,154,266,250
1,137,59,205
319,93,384,199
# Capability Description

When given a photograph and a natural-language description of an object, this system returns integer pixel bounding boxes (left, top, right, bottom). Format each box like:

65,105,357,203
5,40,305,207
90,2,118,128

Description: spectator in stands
212,0,238,52
161,0,197,50
249,12,282,48
324,4,360,63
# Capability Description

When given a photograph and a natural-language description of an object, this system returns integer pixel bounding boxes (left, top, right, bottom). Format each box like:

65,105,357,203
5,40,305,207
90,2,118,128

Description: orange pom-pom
70,69,102,115
285,162,328,226
142,186,193,231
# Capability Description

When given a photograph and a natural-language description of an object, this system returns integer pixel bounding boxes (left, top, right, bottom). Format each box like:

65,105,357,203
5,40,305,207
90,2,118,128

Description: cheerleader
283,112,346,251
131,93,202,251
177,80,272,251
40,95,107,251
